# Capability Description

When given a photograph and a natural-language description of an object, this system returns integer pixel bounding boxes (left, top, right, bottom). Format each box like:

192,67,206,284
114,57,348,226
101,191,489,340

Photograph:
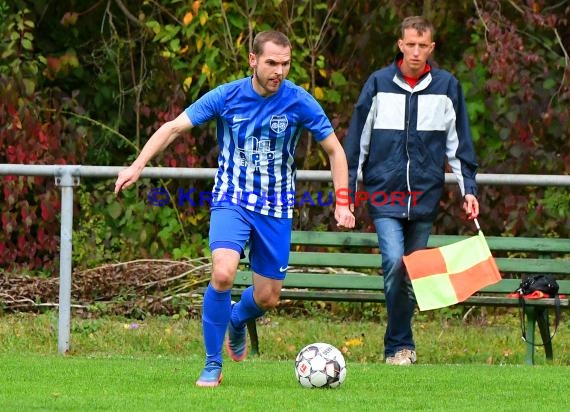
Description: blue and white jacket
344,54,478,220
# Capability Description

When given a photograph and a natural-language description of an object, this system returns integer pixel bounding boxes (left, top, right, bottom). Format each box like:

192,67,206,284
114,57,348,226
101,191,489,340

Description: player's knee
211,267,235,290
254,291,280,310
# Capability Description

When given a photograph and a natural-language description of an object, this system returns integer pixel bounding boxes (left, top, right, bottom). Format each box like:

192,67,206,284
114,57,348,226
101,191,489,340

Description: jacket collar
392,52,432,92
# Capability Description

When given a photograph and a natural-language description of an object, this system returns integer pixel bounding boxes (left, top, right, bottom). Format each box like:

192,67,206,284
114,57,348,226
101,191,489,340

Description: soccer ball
294,342,347,388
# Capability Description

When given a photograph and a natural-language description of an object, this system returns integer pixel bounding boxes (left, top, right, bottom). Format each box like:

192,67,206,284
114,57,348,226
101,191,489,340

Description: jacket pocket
416,94,449,131
373,92,406,130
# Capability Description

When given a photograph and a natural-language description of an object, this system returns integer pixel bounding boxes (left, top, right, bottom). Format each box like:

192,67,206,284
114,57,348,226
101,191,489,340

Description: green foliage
0,4,90,272
0,4,36,80
2,1,569,273
540,188,570,221
73,180,210,269
453,0,569,237
73,184,126,268
459,3,568,176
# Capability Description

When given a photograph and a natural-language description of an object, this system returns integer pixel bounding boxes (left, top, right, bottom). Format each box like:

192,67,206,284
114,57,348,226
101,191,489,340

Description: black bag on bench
515,274,561,346
516,275,559,297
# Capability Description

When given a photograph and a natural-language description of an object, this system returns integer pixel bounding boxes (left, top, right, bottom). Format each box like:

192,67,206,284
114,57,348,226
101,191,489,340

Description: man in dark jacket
344,16,479,365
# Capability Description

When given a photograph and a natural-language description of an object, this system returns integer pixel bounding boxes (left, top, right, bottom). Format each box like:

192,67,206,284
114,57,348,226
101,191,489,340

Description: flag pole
474,218,480,232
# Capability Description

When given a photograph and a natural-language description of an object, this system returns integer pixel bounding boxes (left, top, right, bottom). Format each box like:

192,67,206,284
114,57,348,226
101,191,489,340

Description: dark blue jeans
374,217,433,357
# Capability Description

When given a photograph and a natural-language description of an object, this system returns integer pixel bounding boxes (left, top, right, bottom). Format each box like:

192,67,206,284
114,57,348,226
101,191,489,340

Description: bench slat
288,252,377,268
291,231,570,252
234,272,570,295
234,272,570,294
282,292,569,307
494,258,570,274
229,287,570,307
291,231,378,247
235,271,383,290
286,252,570,274
433,236,570,252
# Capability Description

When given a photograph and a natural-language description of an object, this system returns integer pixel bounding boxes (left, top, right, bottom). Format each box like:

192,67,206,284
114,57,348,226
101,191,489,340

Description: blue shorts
209,205,292,280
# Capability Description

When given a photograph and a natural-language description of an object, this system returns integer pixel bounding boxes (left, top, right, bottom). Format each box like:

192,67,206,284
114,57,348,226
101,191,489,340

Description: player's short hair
400,16,435,39
252,31,292,55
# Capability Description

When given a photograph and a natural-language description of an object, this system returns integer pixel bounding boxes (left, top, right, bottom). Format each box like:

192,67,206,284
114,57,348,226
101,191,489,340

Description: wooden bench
229,230,570,365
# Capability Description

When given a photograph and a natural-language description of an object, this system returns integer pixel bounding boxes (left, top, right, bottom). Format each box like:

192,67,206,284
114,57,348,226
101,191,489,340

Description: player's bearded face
250,41,291,97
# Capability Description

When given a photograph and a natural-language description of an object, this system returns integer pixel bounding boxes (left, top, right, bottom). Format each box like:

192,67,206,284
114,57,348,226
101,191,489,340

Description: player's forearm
328,149,350,198
131,122,181,170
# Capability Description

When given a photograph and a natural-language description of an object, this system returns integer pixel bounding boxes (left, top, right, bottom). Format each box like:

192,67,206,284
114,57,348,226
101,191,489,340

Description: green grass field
1,311,569,411
2,354,569,411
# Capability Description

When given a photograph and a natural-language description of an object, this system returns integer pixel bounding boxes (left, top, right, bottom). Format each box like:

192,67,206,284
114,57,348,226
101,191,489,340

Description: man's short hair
400,16,435,39
252,31,292,55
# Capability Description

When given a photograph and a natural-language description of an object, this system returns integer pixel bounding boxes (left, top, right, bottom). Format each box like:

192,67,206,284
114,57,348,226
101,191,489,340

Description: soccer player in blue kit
115,31,355,387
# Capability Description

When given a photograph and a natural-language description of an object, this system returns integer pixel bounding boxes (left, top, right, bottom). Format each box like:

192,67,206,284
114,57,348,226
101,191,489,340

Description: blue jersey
185,76,333,218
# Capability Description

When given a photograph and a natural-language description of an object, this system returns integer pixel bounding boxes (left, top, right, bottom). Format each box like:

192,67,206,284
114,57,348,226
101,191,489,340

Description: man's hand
463,194,479,220
114,165,143,194
335,204,356,229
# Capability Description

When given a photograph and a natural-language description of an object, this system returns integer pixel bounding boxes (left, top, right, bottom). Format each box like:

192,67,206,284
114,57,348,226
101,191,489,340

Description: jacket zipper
405,90,413,219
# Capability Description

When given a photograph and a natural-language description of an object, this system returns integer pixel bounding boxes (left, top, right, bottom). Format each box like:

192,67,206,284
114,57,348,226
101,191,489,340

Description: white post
55,169,79,354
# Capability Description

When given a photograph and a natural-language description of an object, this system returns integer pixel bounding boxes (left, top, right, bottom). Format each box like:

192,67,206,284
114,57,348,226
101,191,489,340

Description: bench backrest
236,231,570,294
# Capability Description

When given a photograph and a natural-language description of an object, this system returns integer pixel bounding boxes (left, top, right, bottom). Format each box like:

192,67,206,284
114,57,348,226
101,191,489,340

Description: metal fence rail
1,163,569,354
2,164,570,185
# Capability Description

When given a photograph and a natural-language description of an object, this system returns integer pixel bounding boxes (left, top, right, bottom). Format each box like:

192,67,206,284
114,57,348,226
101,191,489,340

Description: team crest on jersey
270,115,288,134
238,136,275,171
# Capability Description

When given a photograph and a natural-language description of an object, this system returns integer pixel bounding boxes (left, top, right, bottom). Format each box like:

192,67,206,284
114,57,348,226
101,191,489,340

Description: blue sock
202,283,231,365
231,286,265,329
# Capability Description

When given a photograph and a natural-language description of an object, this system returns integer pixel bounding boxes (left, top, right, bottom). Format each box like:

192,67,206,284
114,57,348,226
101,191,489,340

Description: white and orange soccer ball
294,342,347,388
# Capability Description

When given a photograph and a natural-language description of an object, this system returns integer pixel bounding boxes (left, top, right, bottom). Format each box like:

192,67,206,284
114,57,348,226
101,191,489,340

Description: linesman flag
403,221,501,311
